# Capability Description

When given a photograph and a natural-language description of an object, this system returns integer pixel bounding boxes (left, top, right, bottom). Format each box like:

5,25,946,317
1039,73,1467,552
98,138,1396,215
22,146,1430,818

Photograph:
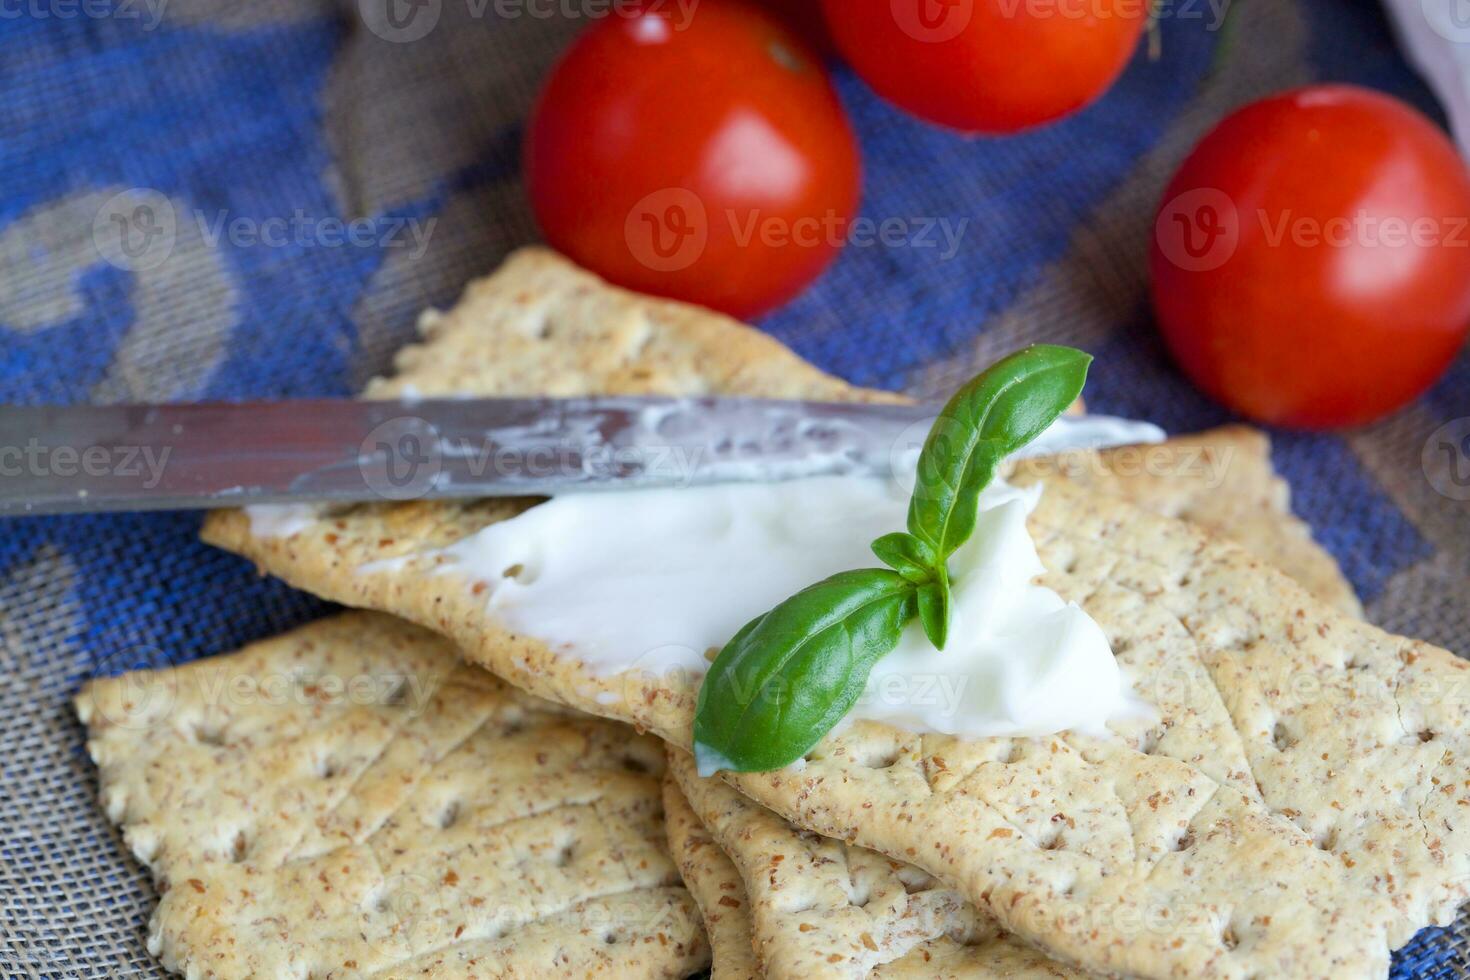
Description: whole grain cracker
666,748,1083,979
75,612,709,980
662,764,762,980
725,478,1470,976
1013,426,1360,616
197,249,1456,977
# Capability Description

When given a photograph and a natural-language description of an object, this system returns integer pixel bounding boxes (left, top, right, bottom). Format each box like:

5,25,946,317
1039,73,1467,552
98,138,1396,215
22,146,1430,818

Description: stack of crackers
77,250,1470,979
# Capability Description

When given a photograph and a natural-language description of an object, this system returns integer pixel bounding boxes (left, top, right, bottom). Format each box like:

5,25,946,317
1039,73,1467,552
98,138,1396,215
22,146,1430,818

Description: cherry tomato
750,0,834,54
524,0,860,319
1150,85,1470,429
819,0,1147,133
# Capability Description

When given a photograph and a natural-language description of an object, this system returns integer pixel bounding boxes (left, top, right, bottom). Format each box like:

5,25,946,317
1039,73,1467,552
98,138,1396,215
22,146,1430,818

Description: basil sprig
692,345,1092,775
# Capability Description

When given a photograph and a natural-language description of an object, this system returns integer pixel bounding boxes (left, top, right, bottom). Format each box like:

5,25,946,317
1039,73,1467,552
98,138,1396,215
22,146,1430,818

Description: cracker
1014,426,1360,616
662,764,762,980
666,748,1083,979
196,250,1454,976
75,612,708,980
725,478,1469,975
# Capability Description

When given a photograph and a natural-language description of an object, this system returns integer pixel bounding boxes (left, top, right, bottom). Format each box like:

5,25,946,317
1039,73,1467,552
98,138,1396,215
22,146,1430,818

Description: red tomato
750,0,834,54
524,0,860,319
1150,85,1470,429
820,0,1147,133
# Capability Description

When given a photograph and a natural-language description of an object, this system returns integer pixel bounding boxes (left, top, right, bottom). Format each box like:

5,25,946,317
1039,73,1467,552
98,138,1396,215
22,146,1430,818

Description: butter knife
0,397,1160,516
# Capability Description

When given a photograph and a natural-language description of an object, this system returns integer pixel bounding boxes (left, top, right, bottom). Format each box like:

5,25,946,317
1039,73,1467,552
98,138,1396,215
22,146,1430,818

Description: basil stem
692,569,917,774
872,532,952,649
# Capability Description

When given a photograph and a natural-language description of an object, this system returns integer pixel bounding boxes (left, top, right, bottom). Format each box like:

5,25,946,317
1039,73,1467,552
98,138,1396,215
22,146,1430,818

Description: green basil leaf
907,344,1091,559
692,345,1095,773
916,580,949,651
692,569,917,774
870,532,937,584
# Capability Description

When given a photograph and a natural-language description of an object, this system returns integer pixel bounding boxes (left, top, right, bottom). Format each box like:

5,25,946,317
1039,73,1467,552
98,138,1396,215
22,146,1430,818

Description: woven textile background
1,0,1467,976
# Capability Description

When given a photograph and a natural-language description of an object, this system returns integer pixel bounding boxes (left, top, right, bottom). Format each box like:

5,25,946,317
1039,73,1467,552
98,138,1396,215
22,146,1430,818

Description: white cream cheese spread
244,502,326,538
405,415,1163,760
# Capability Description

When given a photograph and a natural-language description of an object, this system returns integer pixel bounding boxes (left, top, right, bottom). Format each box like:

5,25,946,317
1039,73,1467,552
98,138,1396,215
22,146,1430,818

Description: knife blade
0,397,930,516
0,397,1161,516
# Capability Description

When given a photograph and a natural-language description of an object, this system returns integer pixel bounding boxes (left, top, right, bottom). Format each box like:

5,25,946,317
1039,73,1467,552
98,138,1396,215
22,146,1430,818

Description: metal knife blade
0,397,947,516
0,397,1163,517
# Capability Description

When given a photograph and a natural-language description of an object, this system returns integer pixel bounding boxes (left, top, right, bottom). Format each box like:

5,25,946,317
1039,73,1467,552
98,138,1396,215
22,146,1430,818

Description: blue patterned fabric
1,1,1467,976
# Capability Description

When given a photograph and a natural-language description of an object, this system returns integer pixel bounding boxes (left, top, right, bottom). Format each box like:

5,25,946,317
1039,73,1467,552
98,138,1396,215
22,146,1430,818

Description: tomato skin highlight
820,0,1147,134
524,0,860,319
1150,85,1470,429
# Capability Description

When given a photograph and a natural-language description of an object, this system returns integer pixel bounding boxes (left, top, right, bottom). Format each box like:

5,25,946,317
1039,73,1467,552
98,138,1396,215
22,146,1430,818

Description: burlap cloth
0,0,1466,974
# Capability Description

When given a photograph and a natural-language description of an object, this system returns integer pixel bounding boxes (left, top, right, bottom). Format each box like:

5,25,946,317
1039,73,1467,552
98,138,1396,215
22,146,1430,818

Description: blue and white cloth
1,1,1467,975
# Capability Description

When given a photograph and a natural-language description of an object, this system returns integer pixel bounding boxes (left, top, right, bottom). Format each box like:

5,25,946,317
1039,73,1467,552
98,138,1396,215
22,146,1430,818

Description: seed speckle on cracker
666,747,1085,979
76,612,709,980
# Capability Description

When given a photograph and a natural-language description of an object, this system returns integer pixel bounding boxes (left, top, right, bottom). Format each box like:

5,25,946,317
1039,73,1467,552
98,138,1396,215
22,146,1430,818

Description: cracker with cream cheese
665,748,1082,979
199,249,1465,977
75,612,708,980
